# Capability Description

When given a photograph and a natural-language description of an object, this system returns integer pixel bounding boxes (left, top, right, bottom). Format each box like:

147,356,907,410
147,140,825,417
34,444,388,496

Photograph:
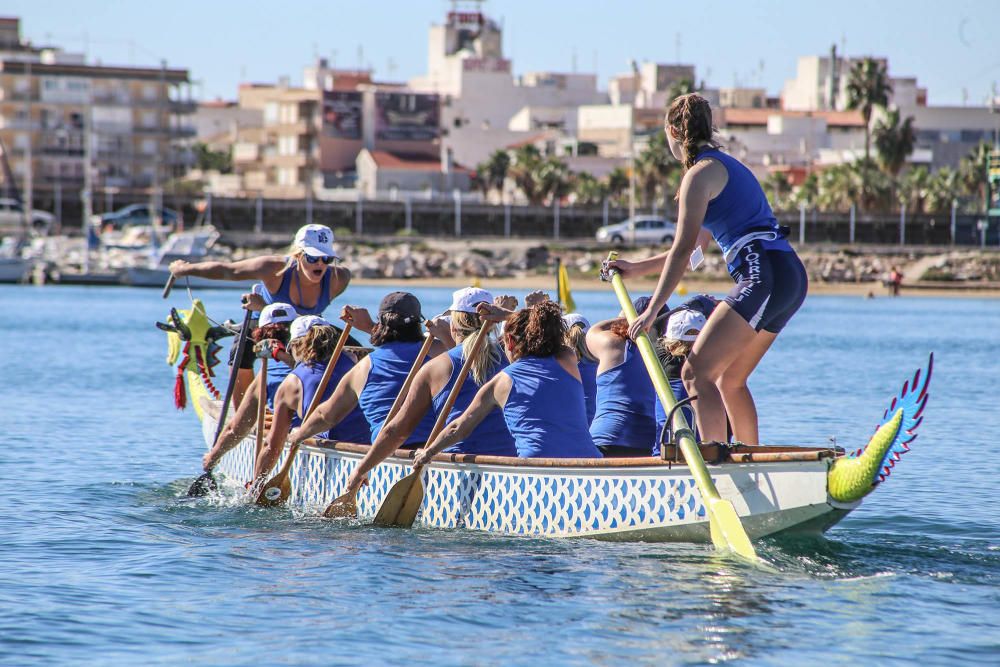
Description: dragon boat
164,299,932,543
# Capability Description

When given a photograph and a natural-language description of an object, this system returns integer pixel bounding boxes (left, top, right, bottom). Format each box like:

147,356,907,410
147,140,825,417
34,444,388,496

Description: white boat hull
124,267,256,290
0,258,29,283
203,409,858,542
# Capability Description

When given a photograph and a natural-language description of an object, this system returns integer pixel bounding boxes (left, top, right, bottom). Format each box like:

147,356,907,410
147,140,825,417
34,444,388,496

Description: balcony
168,125,197,138
168,99,197,114
263,152,309,167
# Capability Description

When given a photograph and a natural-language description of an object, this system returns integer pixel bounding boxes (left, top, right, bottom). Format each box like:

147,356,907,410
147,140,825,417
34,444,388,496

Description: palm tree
605,167,630,207
509,144,545,205
634,132,680,208
873,108,916,178
792,173,819,209
537,156,572,203
762,171,793,211
959,141,991,212
666,77,695,103
845,58,892,208
898,166,931,213
482,150,510,197
925,167,959,214
572,172,607,206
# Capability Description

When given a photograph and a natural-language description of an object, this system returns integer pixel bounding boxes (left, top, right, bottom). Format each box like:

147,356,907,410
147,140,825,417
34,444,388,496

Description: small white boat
123,227,255,290
0,238,30,283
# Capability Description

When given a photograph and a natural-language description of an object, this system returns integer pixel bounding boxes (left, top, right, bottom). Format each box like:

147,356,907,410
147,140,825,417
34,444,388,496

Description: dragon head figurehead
158,299,234,420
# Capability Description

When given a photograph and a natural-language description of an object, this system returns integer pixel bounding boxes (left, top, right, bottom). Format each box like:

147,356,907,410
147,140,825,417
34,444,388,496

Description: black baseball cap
379,291,423,323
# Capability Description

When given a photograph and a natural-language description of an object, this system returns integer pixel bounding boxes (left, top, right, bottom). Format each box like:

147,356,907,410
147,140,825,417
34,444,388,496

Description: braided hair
665,93,721,170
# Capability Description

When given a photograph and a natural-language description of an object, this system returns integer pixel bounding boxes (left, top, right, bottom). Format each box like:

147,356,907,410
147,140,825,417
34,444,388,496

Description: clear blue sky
7,0,1000,106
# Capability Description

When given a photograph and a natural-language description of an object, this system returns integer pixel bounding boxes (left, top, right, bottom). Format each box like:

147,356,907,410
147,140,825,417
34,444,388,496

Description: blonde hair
564,323,597,363
277,249,305,277
452,310,502,386
288,324,339,365
655,335,693,366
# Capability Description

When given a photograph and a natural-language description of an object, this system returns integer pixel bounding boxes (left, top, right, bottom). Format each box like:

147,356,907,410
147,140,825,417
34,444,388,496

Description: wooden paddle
605,251,758,562
187,306,254,497
162,274,176,299
373,319,493,528
254,356,268,460
322,332,436,518
255,323,353,507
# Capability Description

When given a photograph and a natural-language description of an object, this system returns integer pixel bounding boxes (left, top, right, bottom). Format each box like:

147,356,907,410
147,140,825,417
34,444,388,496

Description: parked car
595,216,676,245
0,198,56,233
93,204,182,231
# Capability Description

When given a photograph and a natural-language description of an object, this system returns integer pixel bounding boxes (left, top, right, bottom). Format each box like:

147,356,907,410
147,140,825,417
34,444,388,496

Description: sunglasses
303,255,335,265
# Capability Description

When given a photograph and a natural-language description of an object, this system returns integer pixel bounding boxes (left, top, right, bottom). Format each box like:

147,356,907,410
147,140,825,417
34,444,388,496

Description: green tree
572,171,607,206
537,156,573,203
634,132,681,208
845,58,892,208
925,167,959,214
666,77,696,104
898,166,931,213
605,167,630,207
480,150,510,197
959,141,991,212
509,145,545,205
792,173,819,209
193,142,232,173
873,108,916,178
762,171,793,211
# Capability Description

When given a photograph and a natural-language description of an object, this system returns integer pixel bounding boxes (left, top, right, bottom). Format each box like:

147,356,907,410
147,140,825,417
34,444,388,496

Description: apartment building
0,18,194,203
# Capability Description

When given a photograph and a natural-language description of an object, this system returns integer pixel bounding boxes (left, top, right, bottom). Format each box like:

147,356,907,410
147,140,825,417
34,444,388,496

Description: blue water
1,284,998,666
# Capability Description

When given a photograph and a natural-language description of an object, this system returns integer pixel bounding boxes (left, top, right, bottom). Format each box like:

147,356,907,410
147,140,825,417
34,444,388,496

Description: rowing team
199,284,720,496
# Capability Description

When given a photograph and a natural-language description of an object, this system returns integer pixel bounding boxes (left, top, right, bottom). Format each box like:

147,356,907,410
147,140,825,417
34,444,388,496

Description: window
264,102,279,125
141,139,157,154
143,84,157,101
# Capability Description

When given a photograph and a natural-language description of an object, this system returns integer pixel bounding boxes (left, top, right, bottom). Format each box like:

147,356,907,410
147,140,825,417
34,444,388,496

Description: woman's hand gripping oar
186,302,255,497
604,251,759,563
322,331,437,519
372,318,493,528
255,323,353,507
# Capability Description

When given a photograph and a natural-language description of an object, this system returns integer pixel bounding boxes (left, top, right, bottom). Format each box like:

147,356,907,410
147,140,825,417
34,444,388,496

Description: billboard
322,91,363,139
374,92,440,142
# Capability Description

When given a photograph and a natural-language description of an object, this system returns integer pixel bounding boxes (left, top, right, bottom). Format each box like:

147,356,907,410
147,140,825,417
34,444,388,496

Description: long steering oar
606,252,758,562
322,332,436,518
186,304,255,497
255,323,353,507
373,319,493,528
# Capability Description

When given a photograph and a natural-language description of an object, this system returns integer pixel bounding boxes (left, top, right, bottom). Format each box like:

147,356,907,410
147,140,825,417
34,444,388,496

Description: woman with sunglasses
168,224,352,406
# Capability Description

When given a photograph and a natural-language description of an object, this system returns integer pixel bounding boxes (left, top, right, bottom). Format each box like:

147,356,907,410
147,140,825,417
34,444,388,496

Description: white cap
290,315,332,341
447,286,493,314
666,309,706,342
562,313,591,333
293,224,337,258
259,302,298,326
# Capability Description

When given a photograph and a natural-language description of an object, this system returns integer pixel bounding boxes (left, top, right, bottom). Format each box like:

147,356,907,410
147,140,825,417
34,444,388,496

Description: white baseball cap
294,224,337,258
447,286,493,314
259,302,298,326
290,315,332,341
562,313,591,333
666,309,706,342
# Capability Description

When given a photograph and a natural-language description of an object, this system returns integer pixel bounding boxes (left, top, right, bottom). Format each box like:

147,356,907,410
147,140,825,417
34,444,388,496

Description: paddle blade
255,476,291,507
322,492,358,519
707,497,758,562
186,471,217,497
393,476,425,529
372,472,421,527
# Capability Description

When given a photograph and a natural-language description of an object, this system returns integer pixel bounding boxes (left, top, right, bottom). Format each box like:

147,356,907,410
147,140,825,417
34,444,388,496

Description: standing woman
611,93,808,446
168,224,351,406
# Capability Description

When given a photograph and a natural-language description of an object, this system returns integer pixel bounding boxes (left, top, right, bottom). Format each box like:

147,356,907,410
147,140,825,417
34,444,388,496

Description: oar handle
303,322,353,420
209,307,255,450
381,333,435,427
162,274,176,299
423,319,493,449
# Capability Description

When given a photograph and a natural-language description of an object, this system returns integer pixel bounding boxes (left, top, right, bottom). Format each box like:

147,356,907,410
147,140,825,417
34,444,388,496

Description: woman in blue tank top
415,301,601,463
608,94,808,447
201,302,298,472
586,296,666,454
289,292,449,454
168,224,352,409
251,316,373,481
563,313,598,425
329,287,517,502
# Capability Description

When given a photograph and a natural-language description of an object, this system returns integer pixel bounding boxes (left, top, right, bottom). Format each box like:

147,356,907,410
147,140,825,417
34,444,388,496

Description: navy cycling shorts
724,240,808,334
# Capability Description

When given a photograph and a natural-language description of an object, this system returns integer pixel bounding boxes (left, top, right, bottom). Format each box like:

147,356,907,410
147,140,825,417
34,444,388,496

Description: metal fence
16,189,1000,247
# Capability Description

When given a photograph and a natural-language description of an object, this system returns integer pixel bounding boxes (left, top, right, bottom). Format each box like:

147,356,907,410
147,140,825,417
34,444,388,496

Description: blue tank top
578,358,598,425
501,356,602,459
265,361,292,411
590,340,656,448
695,148,783,258
261,259,334,316
292,358,371,444
359,341,436,445
431,345,515,457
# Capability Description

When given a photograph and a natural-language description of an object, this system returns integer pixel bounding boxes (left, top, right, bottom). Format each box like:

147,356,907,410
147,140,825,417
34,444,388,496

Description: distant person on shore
607,93,808,446
586,296,666,455
414,300,602,464
167,224,352,407
888,266,904,297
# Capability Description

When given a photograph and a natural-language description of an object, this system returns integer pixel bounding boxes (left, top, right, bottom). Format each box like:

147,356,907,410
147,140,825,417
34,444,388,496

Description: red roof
720,108,865,128
367,150,471,173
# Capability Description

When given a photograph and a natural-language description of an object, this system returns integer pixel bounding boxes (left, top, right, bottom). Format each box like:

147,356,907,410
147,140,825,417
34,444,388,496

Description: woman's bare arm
169,255,285,282
412,374,510,467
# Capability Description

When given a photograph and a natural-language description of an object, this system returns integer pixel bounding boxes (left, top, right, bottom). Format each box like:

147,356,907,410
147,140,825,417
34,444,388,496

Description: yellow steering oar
605,252,758,562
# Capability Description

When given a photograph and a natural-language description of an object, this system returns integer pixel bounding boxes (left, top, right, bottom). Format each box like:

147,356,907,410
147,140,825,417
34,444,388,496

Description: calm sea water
1,284,997,666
